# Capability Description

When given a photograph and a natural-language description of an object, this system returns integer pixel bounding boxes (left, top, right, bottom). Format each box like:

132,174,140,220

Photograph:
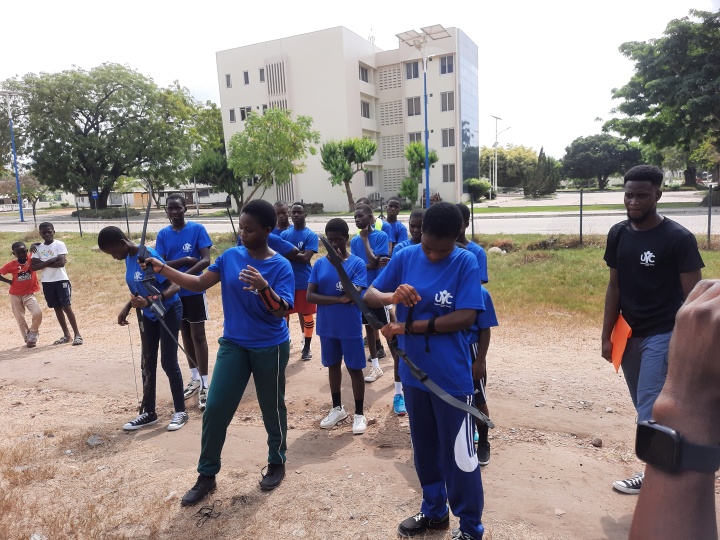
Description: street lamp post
0,91,25,222
397,25,451,208
490,115,510,195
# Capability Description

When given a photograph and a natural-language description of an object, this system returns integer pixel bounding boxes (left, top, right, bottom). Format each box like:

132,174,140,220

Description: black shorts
180,294,209,323
42,280,72,308
362,305,389,326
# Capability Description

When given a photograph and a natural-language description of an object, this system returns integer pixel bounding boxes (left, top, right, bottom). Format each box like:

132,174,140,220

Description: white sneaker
183,379,201,400
352,414,367,434
167,411,189,431
198,386,208,411
364,366,384,382
613,472,644,494
320,406,348,429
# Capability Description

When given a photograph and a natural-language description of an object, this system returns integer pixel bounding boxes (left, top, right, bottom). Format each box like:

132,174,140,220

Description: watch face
636,422,681,473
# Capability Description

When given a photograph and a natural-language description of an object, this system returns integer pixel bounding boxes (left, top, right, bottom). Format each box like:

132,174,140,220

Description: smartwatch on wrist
635,420,720,473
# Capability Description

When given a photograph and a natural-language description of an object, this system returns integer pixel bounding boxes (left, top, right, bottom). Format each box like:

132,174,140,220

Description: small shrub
491,238,514,252
60,202,70,207
70,208,141,219
528,237,560,250
700,190,720,207
304,202,324,215
400,200,413,211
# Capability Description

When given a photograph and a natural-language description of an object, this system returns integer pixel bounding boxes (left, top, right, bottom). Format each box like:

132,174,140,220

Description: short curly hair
325,218,349,238
423,202,463,239
624,165,664,186
241,199,277,229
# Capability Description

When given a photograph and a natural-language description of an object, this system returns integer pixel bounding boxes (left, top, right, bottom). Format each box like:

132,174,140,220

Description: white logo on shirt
434,290,454,308
297,241,304,250
640,251,655,267
336,281,344,292
182,242,192,252
134,271,143,282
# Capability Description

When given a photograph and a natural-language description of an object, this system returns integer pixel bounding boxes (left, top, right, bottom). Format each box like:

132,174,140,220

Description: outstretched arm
142,257,220,292
629,280,720,540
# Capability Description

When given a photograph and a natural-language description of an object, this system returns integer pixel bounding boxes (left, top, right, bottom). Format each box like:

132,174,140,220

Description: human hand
139,256,164,274
239,265,268,291
601,338,613,363
118,306,131,326
359,225,370,240
336,293,351,304
185,256,199,266
391,284,421,307
129,294,150,310
378,256,390,268
473,358,486,380
381,322,405,341
653,280,720,442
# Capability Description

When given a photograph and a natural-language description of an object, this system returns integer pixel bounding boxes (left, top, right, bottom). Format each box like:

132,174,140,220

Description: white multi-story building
216,25,479,212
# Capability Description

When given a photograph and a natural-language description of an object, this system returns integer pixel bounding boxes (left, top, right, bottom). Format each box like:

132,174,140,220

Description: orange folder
611,314,632,373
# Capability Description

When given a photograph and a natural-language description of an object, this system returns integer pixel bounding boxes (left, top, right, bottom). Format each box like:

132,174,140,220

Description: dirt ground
1,285,718,540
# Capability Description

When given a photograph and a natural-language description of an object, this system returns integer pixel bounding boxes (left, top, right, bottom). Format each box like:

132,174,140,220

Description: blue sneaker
474,428,479,444
393,393,407,416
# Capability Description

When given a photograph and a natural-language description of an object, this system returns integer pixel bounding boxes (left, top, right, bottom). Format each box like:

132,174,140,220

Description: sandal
53,336,71,345
72,336,84,346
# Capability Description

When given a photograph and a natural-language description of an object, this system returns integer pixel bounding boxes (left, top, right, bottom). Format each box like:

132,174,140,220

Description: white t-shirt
33,240,69,282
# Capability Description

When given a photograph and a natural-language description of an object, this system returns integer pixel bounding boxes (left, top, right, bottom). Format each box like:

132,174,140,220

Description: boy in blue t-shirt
156,194,213,410
307,218,368,435
272,201,290,236
392,208,424,254
350,204,389,383
367,202,486,540
455,203,488,283
383,196,408,255
280,202,319,361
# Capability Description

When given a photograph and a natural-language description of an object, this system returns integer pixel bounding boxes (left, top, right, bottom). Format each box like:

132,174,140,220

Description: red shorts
287,289,317,316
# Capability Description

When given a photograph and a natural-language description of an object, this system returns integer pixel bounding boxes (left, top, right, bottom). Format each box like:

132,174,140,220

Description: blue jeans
140,301,185,413
621,332,671,422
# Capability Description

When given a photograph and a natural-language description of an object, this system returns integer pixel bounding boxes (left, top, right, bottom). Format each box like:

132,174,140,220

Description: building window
262,104,268,113
440,55,454,75
259,68,265,82
240,106,252,121
247,175,260,187
408,132,422,144
365,170,374,187
225,74,232,88
407,97,421,117
229,109,236,123
405,61,419,80
361,100,370,119
442,128,455,148
443,164,456,182
359,65,369,82
441,91,455,112
243,71,250,85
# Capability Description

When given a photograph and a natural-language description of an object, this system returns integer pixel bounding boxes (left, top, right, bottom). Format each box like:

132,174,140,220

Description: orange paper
610,314,632,373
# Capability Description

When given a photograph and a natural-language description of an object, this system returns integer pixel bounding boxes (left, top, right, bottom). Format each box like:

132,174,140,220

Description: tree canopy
562,134,641,189
604,10,720,184
0,173,47,226
320,137,377,212
479,145,537,188
1,63,195,209
227,108,320,203
523,148,561,197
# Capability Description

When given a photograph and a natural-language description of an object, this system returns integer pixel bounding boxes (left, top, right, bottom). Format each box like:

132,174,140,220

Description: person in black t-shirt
601,165,704,495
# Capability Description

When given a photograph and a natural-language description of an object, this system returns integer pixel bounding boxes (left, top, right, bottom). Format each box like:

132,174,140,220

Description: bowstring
126,321,141,407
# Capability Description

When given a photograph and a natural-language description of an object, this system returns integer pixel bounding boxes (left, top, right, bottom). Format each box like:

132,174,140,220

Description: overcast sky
4,0,718,160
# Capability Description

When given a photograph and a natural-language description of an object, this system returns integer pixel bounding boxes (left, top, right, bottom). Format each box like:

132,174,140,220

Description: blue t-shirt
384,220,408,245
467,286,498,344
124,247,179,321
372,243,484,394
237,233,297,257
208,247,294,347
155,221,213,297
280,226,318,291
308,254,366,339
350,229,389,284
465,241,489,284
392,239,418,255
271,227,287,237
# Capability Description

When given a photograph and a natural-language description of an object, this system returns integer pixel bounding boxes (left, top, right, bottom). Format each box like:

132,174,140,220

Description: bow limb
319,236,494,428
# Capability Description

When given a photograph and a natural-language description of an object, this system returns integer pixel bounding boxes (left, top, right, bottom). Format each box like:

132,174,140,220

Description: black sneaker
301,347,312,361
376,346,386,359
123,411,158,431
181,474,216,507
397,511,449,537
259,463,286,491
478,440,490,466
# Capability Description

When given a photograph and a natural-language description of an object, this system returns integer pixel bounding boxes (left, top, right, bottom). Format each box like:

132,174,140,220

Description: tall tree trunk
343,180,355,212
683,167,697,187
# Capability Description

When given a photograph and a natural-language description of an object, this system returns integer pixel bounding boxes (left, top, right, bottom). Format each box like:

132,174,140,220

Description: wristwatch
635,421,720,473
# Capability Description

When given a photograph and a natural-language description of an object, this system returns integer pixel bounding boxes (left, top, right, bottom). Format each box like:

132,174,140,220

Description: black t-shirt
604,218,704,337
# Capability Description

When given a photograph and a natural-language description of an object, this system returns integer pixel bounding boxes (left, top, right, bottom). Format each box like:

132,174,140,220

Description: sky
3,0,718,160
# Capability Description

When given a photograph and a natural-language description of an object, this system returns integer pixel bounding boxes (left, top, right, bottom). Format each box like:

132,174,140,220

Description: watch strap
682,439,720,473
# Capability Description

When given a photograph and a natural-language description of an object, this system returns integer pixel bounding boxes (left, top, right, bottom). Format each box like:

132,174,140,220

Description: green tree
399,177,419,206
1,64,195,209
603,10,720,186
562,134,641,189
320,137,377,212
523,148,560,197
227,108,320,203
0,173,48,227
187,101,241,207
463,178,491,202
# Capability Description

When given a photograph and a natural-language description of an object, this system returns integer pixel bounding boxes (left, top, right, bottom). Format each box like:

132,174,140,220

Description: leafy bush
700,190,720,207
491,238,514,252
60,202,70,207
71,208,141,219
400,200,413,211
464,178,491,202
304,202,324,215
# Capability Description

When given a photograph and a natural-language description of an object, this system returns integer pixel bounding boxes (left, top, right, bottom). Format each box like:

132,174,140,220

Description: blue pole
423,62,430,209
8,117,25,222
